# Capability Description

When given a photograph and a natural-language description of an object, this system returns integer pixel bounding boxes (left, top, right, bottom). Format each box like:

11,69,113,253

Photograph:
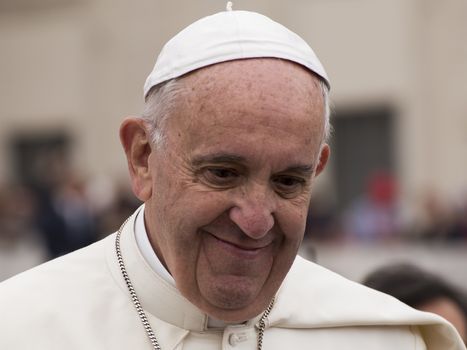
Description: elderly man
0,7,465,350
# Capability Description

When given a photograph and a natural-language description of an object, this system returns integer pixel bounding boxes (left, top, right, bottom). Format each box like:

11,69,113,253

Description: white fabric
134,205,175,285
0,209,464,349
144,10,330,98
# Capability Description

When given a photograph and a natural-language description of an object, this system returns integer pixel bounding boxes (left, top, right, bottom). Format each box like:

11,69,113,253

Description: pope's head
120,10,330,323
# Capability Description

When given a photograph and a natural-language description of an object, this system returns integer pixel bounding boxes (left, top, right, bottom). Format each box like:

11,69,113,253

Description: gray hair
141,75,331,148
320,79,332,143
141,78,185,147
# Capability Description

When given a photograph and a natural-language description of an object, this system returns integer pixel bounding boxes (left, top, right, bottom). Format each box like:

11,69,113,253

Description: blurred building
1,0,466,230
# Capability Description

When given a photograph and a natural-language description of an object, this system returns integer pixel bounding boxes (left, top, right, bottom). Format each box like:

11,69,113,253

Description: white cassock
0,206,464,349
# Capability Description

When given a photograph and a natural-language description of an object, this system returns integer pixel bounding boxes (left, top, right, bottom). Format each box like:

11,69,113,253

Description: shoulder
0,227,161,349
263,324,427,349
275,255,435,323
0,235,121,333
269,256,464,349
0,234,113,294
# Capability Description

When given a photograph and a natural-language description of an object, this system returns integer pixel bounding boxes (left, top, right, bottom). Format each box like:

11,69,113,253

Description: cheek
183,191,232,222
276,203,309,241
159,192,232,255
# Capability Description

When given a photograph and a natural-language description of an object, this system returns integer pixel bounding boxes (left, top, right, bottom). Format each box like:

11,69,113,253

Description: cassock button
228,333,239,346
228,332,247,346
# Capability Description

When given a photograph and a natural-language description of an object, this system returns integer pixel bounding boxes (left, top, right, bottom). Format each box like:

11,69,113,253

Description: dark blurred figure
448,194,467,241
409,190,467,242
0,184,36,244
414,191,454,241
95,182,141,238
304,192,340,242
363,263,467,343
34,171,97,259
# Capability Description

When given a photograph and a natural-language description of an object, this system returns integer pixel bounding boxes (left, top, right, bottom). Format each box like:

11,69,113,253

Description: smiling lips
207,232,271,258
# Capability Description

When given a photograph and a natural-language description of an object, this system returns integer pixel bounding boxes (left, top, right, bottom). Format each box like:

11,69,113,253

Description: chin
206,303,263,324
200,279,271,322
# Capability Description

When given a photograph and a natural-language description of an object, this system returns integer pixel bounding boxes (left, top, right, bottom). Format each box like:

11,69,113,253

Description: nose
229,187,275,239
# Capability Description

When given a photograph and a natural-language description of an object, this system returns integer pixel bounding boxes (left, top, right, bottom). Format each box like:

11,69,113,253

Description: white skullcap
144,9,330,98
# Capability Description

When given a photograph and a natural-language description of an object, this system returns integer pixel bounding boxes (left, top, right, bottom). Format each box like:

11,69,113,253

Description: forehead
184,58,322,111
166,58,325,160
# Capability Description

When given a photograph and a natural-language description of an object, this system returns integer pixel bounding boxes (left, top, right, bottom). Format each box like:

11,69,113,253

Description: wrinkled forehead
181,58,324,115
165,58,326,148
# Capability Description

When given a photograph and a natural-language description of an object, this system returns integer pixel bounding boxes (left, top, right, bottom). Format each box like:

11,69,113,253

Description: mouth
205,232,271,258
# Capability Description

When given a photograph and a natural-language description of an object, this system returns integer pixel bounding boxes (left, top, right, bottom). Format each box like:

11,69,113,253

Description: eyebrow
191,153,315,175
281,164,315,177
191,153,247,166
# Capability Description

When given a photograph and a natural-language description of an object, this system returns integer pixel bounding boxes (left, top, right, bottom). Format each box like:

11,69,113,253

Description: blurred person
447,191,467,240
52,174,97,251
94,181,141,236
0,6,464,350
34,171,97,258
412,190,455,241
304,183,340,242
85,175,141,238
363,263,467,343
0,184,36,245
343,171,401,241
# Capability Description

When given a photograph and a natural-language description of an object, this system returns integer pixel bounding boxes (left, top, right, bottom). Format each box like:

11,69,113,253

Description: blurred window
9,131,71,189
331,105,396,213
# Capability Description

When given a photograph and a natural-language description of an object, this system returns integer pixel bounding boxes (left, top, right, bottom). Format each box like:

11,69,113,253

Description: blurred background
1,0,466,291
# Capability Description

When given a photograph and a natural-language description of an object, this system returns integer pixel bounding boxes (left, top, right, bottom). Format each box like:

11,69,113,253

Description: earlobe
315,143,330,176
119,117,153,201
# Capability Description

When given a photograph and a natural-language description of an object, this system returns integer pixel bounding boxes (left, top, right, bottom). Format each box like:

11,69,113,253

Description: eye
272,175,306,198
200,167,240,188
208,167,236,179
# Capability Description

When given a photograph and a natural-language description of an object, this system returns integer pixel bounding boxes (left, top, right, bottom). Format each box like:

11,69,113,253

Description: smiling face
123,58,329,322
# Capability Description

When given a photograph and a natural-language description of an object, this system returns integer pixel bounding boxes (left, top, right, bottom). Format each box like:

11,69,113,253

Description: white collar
134,206,174,285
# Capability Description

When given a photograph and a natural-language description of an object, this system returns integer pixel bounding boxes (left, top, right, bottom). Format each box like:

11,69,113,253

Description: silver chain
257,297,274,350
115,218,274,350
115,218,161,350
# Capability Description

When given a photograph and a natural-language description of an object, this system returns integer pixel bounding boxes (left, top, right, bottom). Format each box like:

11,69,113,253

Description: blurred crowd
306,171,467,243
0,174,140,260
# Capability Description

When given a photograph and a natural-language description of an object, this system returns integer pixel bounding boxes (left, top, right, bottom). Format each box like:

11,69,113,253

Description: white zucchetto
144,9,330,98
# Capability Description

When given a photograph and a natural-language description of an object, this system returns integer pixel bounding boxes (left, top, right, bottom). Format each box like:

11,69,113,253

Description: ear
120,117,153,201
315,143,330,177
